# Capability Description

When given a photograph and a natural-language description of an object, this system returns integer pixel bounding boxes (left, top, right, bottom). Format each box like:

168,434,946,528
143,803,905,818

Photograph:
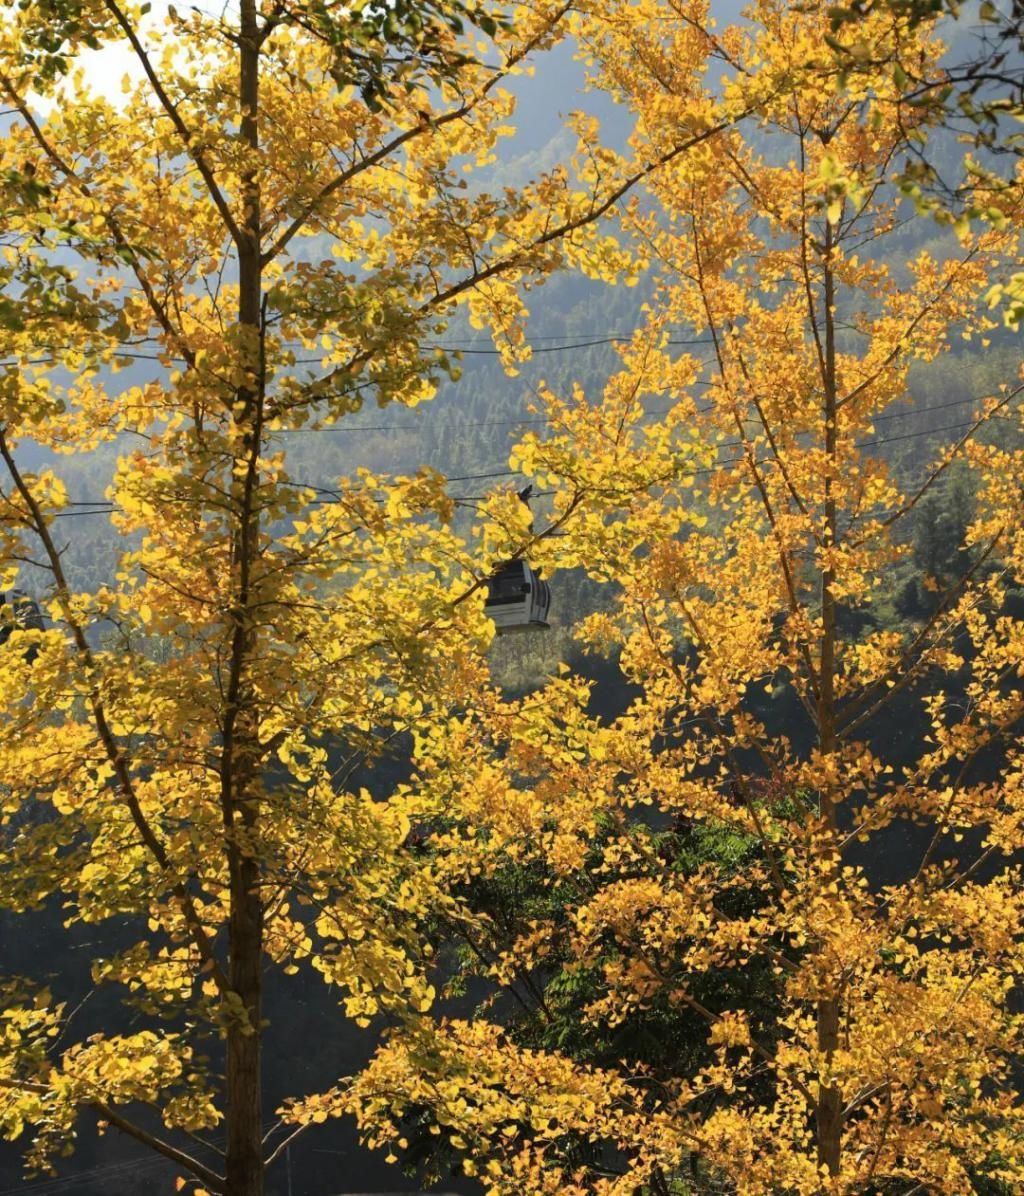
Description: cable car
482,485,551,634
0,590,45,661
484,559,551,633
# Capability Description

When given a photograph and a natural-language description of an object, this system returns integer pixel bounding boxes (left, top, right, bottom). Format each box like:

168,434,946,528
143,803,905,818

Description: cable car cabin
484,560,551,634
0,590,45,661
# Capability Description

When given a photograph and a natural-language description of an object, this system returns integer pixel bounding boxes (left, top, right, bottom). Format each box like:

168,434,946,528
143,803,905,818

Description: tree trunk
224,2,264,1192
225,818,264,1196
816,996,842,1175
815,215,842,1178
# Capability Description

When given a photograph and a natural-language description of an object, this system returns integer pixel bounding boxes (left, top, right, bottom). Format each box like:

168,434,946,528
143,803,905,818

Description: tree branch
96,1102,225,1193
0,1079,224,1192
0,429,227,994
292,108,751,411
0,71,197,371
103,0,242,246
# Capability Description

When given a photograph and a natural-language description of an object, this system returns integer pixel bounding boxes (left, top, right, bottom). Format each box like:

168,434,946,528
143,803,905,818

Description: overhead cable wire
0,335,715,373
417,335,715,355
283,386,992,438
0,1150,176,1196
0,1127,235,1196
410,412,1017,487
422,330,655,343
45,407,1019,520
0,388,1001,469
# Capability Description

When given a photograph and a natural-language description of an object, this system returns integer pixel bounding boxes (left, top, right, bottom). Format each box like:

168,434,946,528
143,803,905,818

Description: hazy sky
67,0,750,106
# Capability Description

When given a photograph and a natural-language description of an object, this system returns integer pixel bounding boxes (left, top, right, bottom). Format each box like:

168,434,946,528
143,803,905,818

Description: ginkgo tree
0,2,751,1194
344,4,1024,1194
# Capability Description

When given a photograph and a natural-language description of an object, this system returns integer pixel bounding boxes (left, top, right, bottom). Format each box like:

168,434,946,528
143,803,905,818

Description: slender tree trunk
815,217,843,1178
224,2,264,1192
225,824,264,1195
